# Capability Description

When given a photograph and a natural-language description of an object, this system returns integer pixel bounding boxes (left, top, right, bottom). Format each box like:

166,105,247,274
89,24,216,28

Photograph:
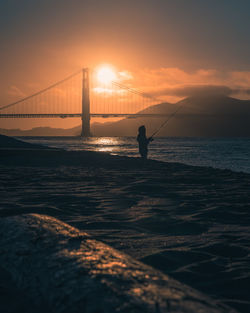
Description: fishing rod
150,103,184,139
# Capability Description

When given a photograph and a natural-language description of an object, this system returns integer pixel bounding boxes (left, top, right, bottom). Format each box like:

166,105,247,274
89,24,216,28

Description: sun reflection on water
78,137,138,158
99,147,116,152
93,138,118,145
87,137,120,153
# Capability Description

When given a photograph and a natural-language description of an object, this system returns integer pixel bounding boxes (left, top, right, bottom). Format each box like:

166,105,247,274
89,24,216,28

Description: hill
92,95,250,137
0,126,80,137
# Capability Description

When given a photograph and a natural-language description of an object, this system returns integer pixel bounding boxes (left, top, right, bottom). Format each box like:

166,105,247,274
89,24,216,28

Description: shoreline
3,134,250,175
1,146,250,181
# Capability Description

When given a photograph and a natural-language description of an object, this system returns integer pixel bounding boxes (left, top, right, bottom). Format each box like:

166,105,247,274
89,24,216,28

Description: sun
96,65,117,84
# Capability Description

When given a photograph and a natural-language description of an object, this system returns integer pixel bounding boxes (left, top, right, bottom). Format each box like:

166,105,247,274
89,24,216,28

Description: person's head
138,125,146,136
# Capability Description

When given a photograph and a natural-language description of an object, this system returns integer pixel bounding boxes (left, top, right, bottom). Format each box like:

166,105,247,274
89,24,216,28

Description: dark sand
0,213,236,313
0,134,250,312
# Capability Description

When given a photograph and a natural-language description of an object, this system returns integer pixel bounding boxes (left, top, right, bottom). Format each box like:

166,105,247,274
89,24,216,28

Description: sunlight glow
96,65,117,84
93,87,126,95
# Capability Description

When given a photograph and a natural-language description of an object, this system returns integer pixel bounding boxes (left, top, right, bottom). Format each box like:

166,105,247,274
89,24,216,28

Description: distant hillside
1,96,250,137
0,126,81,137
92,96,250,137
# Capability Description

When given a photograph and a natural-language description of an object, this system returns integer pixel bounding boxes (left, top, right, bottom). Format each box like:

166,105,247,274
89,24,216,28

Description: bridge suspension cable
111,81,159,102
0,68,161,118
0,69,82,111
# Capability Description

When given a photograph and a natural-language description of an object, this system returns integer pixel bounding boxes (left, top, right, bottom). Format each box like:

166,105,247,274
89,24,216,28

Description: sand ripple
1,157,250,312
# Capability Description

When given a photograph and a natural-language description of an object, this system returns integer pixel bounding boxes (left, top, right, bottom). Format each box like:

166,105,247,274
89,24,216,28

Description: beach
0,134,250,312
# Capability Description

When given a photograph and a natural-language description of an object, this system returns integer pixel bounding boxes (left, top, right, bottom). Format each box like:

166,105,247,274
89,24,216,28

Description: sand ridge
0,214,237,313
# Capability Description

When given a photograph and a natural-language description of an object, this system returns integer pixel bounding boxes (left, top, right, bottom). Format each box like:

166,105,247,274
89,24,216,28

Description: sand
0,134,250,312
0,213,236,313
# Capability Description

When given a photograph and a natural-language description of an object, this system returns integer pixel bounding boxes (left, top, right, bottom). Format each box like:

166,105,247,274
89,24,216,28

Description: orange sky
1,1,250,130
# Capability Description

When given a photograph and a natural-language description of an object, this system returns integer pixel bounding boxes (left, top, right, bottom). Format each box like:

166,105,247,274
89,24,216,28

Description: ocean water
20,136,250,174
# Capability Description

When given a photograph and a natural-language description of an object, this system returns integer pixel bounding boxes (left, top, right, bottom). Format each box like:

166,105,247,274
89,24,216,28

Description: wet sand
0,134,250,312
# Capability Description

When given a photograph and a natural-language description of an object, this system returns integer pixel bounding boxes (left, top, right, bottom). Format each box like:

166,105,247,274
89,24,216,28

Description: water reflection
98,146,116,152
83,137,121,153
91,137,119,146
19,136,250,173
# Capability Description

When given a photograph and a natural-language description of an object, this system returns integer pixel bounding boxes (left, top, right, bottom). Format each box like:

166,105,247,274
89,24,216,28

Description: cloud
7,85,26,98
118,70,133,81
147,84,250,100
229,71,250,87
149,85,233,98
129,67,250,101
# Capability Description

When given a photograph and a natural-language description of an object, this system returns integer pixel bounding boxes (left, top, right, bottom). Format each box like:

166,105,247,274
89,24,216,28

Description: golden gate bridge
0,68,166,136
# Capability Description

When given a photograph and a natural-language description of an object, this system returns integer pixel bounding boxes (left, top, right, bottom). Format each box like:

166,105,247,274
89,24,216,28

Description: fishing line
150,103,184,138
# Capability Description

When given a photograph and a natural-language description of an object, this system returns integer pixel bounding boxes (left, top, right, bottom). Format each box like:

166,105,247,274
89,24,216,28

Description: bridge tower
81,68,91,136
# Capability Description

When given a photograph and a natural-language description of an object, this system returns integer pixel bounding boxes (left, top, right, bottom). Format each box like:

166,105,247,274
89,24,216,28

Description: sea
19,136,250,174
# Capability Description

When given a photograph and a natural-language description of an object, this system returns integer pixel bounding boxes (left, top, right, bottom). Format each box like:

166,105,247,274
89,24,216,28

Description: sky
1,0,250,129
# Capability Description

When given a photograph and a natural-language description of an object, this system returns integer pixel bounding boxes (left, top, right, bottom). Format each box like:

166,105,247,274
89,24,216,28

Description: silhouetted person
137,125,153,159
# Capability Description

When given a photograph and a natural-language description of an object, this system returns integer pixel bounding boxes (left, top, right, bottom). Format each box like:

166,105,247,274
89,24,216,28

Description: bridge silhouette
0,68,166,136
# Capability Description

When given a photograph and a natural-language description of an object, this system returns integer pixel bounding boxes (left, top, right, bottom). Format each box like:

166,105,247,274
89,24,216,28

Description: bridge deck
0,113,172,118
